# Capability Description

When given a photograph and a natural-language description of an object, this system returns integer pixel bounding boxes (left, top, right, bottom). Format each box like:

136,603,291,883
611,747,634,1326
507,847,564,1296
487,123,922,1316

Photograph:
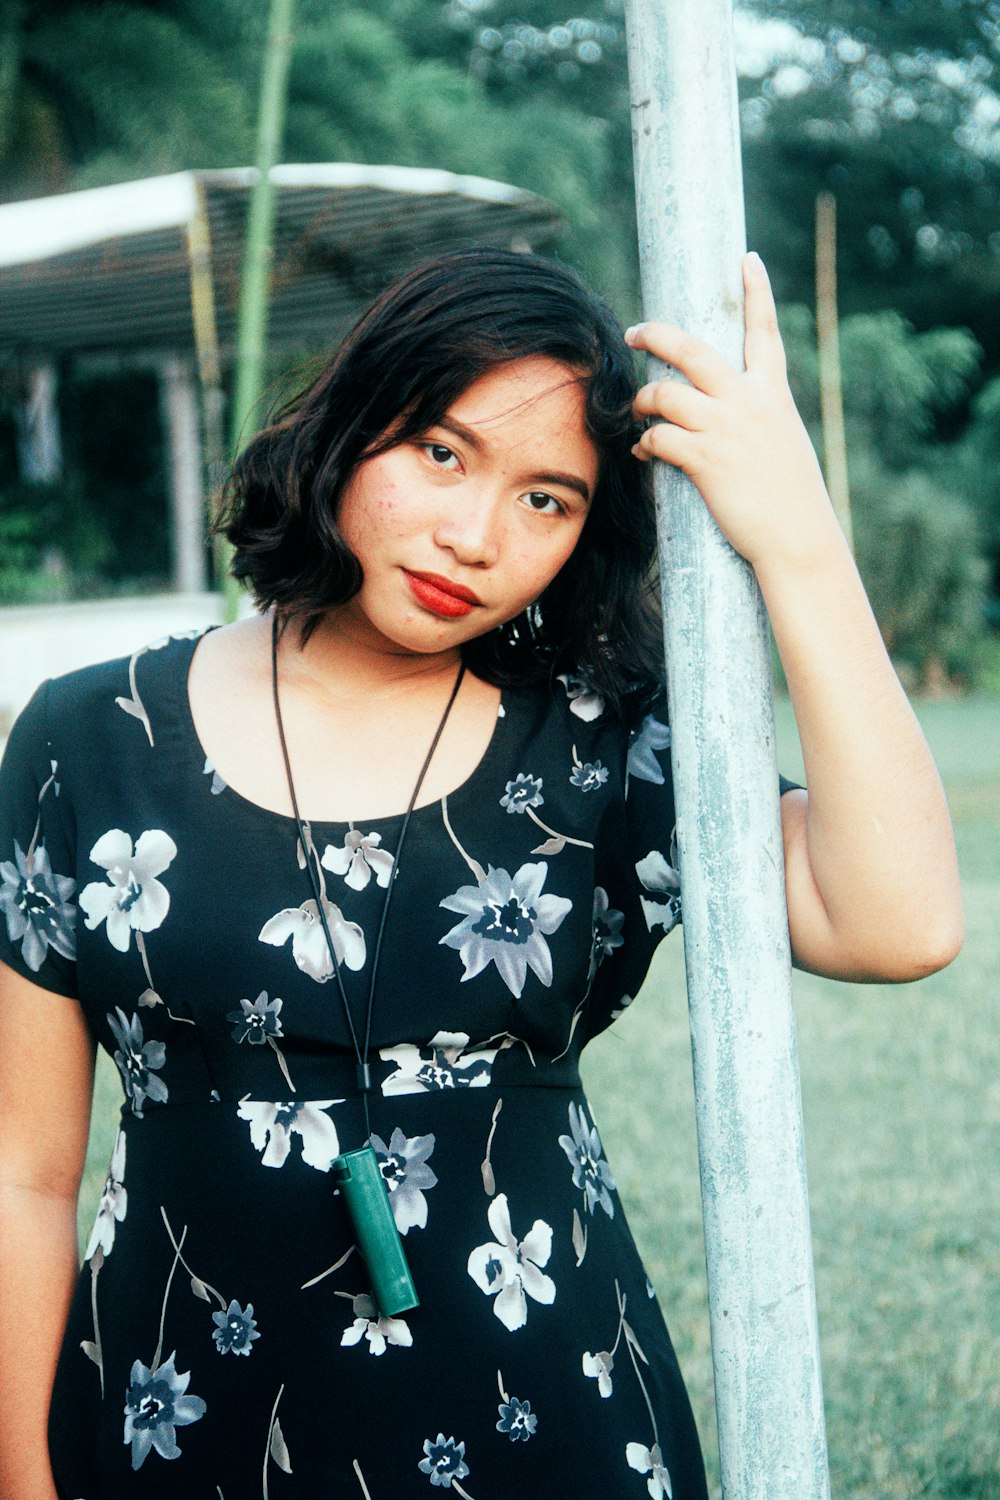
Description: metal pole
621,3,832,1497
815,192,854,551
225,0,297,620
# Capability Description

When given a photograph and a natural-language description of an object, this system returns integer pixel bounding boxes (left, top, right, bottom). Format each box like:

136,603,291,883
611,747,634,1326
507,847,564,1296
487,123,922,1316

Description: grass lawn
78,697,999,1498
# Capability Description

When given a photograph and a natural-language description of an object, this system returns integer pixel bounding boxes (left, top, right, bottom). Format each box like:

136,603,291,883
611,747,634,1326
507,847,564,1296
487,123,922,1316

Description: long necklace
270,613,465,1315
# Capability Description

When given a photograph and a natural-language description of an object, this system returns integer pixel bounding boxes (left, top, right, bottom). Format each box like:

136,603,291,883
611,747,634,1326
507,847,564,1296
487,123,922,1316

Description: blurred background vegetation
1,0,999,692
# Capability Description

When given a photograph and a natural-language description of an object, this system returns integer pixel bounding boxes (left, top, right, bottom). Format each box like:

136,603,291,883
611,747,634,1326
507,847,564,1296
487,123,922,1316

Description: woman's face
333,356,599,657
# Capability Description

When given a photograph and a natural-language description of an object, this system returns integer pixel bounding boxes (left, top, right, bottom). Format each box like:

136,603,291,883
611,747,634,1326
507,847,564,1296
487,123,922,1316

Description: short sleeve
0,680,79,998
587,684,802,1033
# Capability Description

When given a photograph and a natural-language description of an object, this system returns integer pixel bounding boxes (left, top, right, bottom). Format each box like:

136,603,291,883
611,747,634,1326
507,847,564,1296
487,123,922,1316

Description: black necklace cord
270,612,466,1141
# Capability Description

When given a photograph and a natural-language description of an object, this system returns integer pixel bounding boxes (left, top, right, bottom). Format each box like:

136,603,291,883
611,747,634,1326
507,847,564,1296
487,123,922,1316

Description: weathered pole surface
225,0,297,619
621,3,832,1497
815,192,854,551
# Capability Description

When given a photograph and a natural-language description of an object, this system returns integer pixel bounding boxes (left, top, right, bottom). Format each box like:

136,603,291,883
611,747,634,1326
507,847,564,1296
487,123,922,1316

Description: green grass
78,697,999,1498
582,696,1000,1499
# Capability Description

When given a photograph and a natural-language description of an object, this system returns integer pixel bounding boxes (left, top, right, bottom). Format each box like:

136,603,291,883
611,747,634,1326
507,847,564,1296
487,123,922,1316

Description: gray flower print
0,839,76,973
440,862,572,999
123,1350,206,1470
627,1441,674,1499
570,760,609,793
211,1299,260,1355
419,1433,470,1488
467,1192,556,1331
380,1031,502,1096
107,1007,168,1117
321,829,394,891
500,774,543,814
559,1101,616,1218
80,829,177,953
227,991,284,1045
341,1293,413,1355
590,887,624,979
84,1129,127,1260
627,716,672,787
496,1395,537,1441
557,673,605,722
259,896,365,981
370,1127,438,1234
635,849,682,934
237,1099,342,1171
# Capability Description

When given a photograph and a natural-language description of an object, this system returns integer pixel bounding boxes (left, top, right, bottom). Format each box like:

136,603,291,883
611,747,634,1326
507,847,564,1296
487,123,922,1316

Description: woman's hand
626,252,837,572
626,251,964,983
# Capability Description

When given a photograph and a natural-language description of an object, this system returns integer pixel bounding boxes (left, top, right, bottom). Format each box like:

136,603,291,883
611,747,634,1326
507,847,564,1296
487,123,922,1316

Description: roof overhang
0,165,563,359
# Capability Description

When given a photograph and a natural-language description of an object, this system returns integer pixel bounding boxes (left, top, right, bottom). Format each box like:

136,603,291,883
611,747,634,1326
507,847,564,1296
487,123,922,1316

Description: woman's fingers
632,378,713,430
743,253,787,381
626,254,788,391
624,320,740,398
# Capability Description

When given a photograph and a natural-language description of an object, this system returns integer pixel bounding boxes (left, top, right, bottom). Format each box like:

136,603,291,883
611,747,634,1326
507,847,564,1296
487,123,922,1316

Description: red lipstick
404,570,481,619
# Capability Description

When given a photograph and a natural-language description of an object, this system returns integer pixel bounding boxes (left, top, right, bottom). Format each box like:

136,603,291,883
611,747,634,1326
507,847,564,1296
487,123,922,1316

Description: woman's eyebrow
435,416,592,504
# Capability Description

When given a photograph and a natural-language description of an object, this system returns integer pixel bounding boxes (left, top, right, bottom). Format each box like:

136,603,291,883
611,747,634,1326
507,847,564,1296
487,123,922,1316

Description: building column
16,362,63,483
158,354,208,594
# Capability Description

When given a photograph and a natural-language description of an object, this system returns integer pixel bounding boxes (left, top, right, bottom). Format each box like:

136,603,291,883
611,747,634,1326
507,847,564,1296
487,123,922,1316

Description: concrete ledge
0,592,224,732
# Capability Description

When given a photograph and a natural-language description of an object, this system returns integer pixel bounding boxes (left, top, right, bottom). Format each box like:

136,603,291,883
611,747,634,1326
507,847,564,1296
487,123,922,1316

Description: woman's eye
523,492,564,516
422,443,460,469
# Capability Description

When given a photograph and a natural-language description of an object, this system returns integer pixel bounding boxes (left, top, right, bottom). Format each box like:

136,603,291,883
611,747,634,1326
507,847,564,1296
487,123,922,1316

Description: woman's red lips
404,570,481,618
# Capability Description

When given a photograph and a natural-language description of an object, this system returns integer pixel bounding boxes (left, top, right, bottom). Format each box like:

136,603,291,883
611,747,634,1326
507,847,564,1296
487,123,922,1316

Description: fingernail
747,251,766,273
624,324,645,345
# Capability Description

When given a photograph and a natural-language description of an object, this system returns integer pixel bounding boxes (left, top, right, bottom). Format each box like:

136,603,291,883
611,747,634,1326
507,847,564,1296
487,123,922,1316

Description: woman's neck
276,608,463,706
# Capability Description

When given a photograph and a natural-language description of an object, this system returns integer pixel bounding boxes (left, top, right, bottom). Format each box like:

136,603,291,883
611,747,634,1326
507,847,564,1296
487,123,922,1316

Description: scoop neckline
172,625,513,831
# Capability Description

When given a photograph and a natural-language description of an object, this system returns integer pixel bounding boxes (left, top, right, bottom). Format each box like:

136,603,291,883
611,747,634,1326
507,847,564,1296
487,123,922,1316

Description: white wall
0,593,224,733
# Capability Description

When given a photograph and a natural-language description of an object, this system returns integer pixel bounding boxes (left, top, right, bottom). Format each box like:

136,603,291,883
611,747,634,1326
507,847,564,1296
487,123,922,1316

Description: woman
0,247,962,1498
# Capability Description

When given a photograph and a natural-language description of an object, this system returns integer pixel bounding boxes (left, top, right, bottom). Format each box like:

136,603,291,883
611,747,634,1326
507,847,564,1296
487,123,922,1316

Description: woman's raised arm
0,961,95,1499
625,253,964,983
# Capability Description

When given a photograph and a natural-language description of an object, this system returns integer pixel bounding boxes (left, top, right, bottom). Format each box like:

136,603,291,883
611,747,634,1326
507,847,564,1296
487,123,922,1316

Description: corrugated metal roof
0,165,562,357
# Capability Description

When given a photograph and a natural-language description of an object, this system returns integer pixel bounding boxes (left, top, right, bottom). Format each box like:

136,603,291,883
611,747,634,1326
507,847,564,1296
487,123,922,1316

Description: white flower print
84,1129,127,1261
559,1101,616,1218
380,1031,502,1096
237,1099,343,1171
370,1128,438,1234
627,715,672,786
0,839,76,972
582,1349,614,1398
626,1441,674,1499
557,673,605,722
259,896,365,981
467,1193,556,1332
79,829,177,953
321,830,394,892
635,849,682,934
440,862,572,999
341,1293,413,1355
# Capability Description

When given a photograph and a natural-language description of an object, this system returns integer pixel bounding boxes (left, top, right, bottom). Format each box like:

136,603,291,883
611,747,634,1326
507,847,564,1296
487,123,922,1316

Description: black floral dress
0,627,753,1500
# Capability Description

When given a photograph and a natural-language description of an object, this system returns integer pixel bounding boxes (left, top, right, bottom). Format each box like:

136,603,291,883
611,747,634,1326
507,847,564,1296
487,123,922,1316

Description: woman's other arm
627,254,964,982
0,961,95,1499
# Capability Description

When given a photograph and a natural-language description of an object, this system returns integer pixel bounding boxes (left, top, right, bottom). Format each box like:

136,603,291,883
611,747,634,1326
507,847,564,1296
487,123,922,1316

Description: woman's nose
433,489,502,567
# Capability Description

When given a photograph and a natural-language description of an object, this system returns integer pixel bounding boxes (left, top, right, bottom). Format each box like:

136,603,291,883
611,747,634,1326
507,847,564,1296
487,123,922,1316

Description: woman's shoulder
31,627,210,747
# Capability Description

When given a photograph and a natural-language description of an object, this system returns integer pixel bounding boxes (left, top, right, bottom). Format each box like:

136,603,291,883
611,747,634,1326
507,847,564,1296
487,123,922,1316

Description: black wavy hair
217,247,663,716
